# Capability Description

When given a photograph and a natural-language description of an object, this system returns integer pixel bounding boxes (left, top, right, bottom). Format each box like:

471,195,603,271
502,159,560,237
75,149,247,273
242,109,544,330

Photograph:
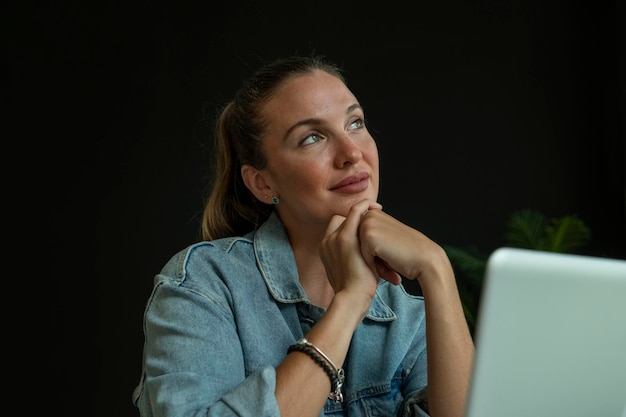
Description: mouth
330,173,370,193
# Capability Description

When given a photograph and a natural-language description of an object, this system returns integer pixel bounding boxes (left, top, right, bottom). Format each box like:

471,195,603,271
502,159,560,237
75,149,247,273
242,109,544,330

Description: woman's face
251,70,379,229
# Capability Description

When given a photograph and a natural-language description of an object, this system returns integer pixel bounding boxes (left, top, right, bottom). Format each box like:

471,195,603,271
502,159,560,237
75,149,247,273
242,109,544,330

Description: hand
357,209,452,286
320,200,383,299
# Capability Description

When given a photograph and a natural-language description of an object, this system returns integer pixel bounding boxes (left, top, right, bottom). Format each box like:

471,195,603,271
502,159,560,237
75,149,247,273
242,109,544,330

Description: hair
201,55,346,241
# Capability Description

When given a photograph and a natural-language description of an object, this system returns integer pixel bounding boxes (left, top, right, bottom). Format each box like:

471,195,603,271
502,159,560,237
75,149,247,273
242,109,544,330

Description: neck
286,226,335,308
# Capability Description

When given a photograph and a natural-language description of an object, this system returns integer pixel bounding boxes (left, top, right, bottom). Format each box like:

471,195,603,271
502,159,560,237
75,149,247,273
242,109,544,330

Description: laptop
464,247,626,417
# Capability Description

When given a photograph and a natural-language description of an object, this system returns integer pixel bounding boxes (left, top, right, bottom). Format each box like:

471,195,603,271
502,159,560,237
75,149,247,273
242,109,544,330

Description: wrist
328,290,373,328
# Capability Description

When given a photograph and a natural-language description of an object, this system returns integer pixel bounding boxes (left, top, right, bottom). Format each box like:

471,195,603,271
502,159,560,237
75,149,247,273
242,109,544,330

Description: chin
334,197,378,215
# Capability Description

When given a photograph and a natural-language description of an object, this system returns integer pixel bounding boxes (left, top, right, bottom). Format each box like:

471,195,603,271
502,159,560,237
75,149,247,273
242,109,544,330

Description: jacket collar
253,212,397,321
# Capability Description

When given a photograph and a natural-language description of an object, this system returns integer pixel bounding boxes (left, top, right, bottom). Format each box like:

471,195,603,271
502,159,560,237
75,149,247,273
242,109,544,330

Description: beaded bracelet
287,338,345,402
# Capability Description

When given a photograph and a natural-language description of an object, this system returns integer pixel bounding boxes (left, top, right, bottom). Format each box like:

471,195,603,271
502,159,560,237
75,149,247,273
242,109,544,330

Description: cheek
274,161,329,194
365,142,380,171
364,141,380,193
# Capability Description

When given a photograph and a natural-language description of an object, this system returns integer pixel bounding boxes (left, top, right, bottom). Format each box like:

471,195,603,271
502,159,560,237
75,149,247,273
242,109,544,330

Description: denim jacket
133,212,430,417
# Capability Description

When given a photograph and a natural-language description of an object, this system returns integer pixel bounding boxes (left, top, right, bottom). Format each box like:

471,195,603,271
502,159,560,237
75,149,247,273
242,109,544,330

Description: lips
330,173,370,193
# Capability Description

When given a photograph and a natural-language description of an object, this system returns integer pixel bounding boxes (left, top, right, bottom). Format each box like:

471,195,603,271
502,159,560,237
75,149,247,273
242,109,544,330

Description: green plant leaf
461,301,477,335
443,245,487,285
505,209,548,249
545,215,591,253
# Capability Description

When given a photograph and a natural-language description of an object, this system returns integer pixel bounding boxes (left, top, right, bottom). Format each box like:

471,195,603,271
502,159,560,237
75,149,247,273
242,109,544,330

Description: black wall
11,1,624,415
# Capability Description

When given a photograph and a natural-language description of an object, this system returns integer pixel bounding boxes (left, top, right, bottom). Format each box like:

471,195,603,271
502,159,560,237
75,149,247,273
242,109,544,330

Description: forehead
261,70,358,124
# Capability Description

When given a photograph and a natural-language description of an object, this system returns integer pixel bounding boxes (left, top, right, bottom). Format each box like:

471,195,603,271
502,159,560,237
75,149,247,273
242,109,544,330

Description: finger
369,201,383,211
375,258,402,285
325,214,347,235
340,199,376,235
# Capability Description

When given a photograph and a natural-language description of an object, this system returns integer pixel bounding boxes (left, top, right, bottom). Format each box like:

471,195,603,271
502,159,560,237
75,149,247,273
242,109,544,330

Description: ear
241,164,274,205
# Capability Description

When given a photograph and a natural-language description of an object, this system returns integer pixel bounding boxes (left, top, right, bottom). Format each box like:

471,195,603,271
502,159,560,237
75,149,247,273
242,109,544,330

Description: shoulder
158,235,256,287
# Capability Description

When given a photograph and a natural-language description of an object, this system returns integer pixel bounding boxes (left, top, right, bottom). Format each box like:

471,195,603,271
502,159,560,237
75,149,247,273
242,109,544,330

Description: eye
349,118,365,130
300,133,322,146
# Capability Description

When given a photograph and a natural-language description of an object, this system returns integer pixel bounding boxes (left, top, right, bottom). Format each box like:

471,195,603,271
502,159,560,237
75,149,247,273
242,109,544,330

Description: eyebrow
282,103,363,141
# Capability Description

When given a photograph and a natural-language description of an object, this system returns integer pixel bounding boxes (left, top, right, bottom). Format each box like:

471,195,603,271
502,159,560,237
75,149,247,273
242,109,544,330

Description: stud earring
271,196,279,205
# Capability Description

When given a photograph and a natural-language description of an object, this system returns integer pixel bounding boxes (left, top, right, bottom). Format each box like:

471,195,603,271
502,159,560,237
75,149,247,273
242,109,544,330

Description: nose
333,133,363,168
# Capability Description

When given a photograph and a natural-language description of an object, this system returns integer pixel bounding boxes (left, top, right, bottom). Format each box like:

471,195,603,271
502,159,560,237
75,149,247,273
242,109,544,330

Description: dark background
9,0,624,415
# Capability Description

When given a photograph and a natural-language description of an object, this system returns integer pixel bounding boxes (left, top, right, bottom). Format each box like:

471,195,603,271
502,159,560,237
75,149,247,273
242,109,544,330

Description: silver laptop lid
465,247,626,417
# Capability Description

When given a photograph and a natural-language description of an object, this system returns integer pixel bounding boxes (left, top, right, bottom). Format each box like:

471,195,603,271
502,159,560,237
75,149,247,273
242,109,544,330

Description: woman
133,55,474,417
